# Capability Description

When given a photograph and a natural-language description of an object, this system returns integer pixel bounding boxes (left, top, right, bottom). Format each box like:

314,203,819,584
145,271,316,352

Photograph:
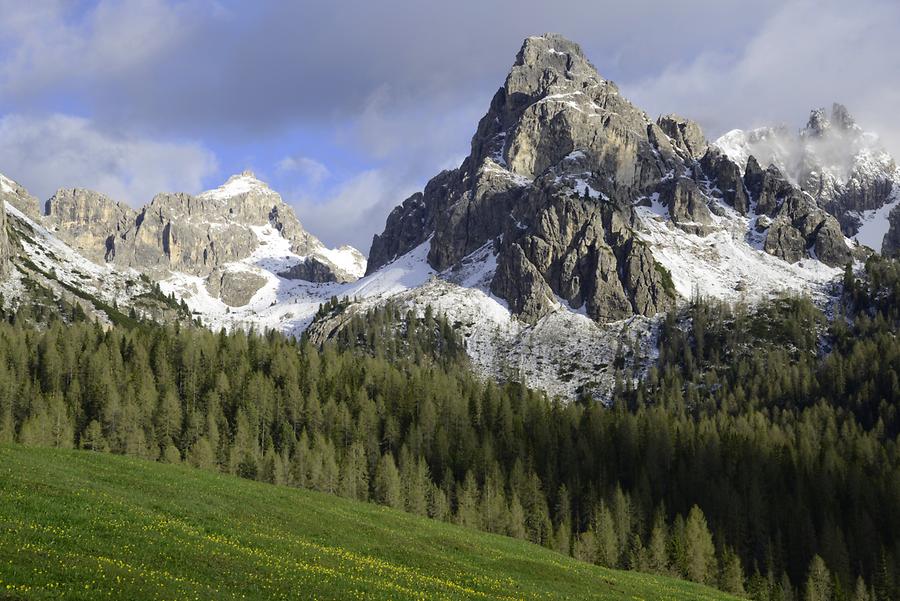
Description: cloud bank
0,113,217,204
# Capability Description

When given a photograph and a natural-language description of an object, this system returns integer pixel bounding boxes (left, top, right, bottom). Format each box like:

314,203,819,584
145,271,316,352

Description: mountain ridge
0,33,895,400
714,103,899,255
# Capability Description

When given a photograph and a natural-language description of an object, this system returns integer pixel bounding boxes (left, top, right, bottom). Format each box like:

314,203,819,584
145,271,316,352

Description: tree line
1,258,899,601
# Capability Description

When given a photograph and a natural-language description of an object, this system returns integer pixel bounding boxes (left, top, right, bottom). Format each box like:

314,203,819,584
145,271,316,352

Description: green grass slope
0,445,740,601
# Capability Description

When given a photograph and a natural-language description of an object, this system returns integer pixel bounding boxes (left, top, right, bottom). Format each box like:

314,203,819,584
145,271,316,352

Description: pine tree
374,452,403,509
573,529,598,564
507,493,527,540
161,444,181,463
155,389,182,450
595,503,619,568
719,546,746,596
427,483,450,522
610,485,632,562
682,505,716,584
261,447,285,485
805,555,832,601
338,441,369,501
80,419,108,452
454,471,481,530
647,509,669,574
552,484,572,556
187,436,216,470
853,576,870,601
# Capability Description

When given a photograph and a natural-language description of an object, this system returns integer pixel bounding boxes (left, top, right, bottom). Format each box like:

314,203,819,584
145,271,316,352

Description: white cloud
288,169,419,253
621,0,900,158
0,0,200,104
275,156,330,186
0,113,218,204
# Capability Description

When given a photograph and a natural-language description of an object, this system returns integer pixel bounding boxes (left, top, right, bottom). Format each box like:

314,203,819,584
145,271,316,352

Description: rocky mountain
715,103,900,255
0,34,874,400
41,171,366,306
368,34,853,327
0,168,367,331
884,212,900,257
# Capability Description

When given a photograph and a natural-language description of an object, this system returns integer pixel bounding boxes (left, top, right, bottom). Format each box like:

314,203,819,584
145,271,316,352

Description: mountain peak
517,33,587,65
506,33,602,100
199,170,273,202
830,102,857,131
803,103,860,138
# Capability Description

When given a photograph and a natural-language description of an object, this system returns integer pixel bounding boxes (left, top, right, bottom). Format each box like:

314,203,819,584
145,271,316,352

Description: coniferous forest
2,256,899,601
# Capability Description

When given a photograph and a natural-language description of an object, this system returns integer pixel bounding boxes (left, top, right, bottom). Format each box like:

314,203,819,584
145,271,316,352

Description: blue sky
0,0,898,252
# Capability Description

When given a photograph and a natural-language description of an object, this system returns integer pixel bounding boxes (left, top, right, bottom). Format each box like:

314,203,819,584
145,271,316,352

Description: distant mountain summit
39,171,364,306
715,103,900,254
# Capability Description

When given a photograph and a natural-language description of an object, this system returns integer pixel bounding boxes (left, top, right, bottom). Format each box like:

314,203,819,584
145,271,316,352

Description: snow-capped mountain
0,34,883,401
309,34,862,398
0,169,366,329
715,104,899,255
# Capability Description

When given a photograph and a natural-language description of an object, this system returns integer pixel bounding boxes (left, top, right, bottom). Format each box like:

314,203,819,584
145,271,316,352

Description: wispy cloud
621,0,900,157
276,156,330,187
0,113,217,204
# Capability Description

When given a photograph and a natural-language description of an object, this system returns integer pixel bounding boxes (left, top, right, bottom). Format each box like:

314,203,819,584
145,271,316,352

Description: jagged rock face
0,174,44,276
44,189,137,263
0,174,41,220
366,33,860,323
715,103,897,244
0,188,7,277
367,34,694,323
278,257,339,283
657,115,707,160
206,267,268,307
490,183,672,322
885,207,900,257
743,157,851,266
41,172,361,285
658,177,713,234
115,192,260,275
699,148,748,214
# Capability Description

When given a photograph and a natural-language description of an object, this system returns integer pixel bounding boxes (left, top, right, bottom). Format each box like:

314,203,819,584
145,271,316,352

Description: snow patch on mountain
198,171,275,202
635,202,842,303
315,245,367,280
158,236,430,336
853,189,900,250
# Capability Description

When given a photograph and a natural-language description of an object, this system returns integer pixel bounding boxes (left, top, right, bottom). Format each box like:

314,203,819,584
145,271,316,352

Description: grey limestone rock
38,171,361,283
206,268,268,307
365,34,685,324
44,188,136,263
699,148,749,214
656,114,707,160
278,257,340,283
882,206,900,257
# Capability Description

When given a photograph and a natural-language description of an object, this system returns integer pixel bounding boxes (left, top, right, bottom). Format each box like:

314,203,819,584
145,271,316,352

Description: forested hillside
1,257,899,601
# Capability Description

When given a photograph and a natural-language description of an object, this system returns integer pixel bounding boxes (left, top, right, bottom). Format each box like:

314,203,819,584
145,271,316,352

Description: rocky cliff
885,207,900,257
41,171,365,306
368,33,852,324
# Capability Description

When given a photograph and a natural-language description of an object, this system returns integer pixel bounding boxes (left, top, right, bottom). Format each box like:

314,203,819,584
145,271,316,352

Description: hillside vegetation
0,258,898,600
0,445,739,601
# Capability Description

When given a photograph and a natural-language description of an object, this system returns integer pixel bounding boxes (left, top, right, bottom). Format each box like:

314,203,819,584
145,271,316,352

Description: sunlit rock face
368,34,856,324
40,171,365,304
